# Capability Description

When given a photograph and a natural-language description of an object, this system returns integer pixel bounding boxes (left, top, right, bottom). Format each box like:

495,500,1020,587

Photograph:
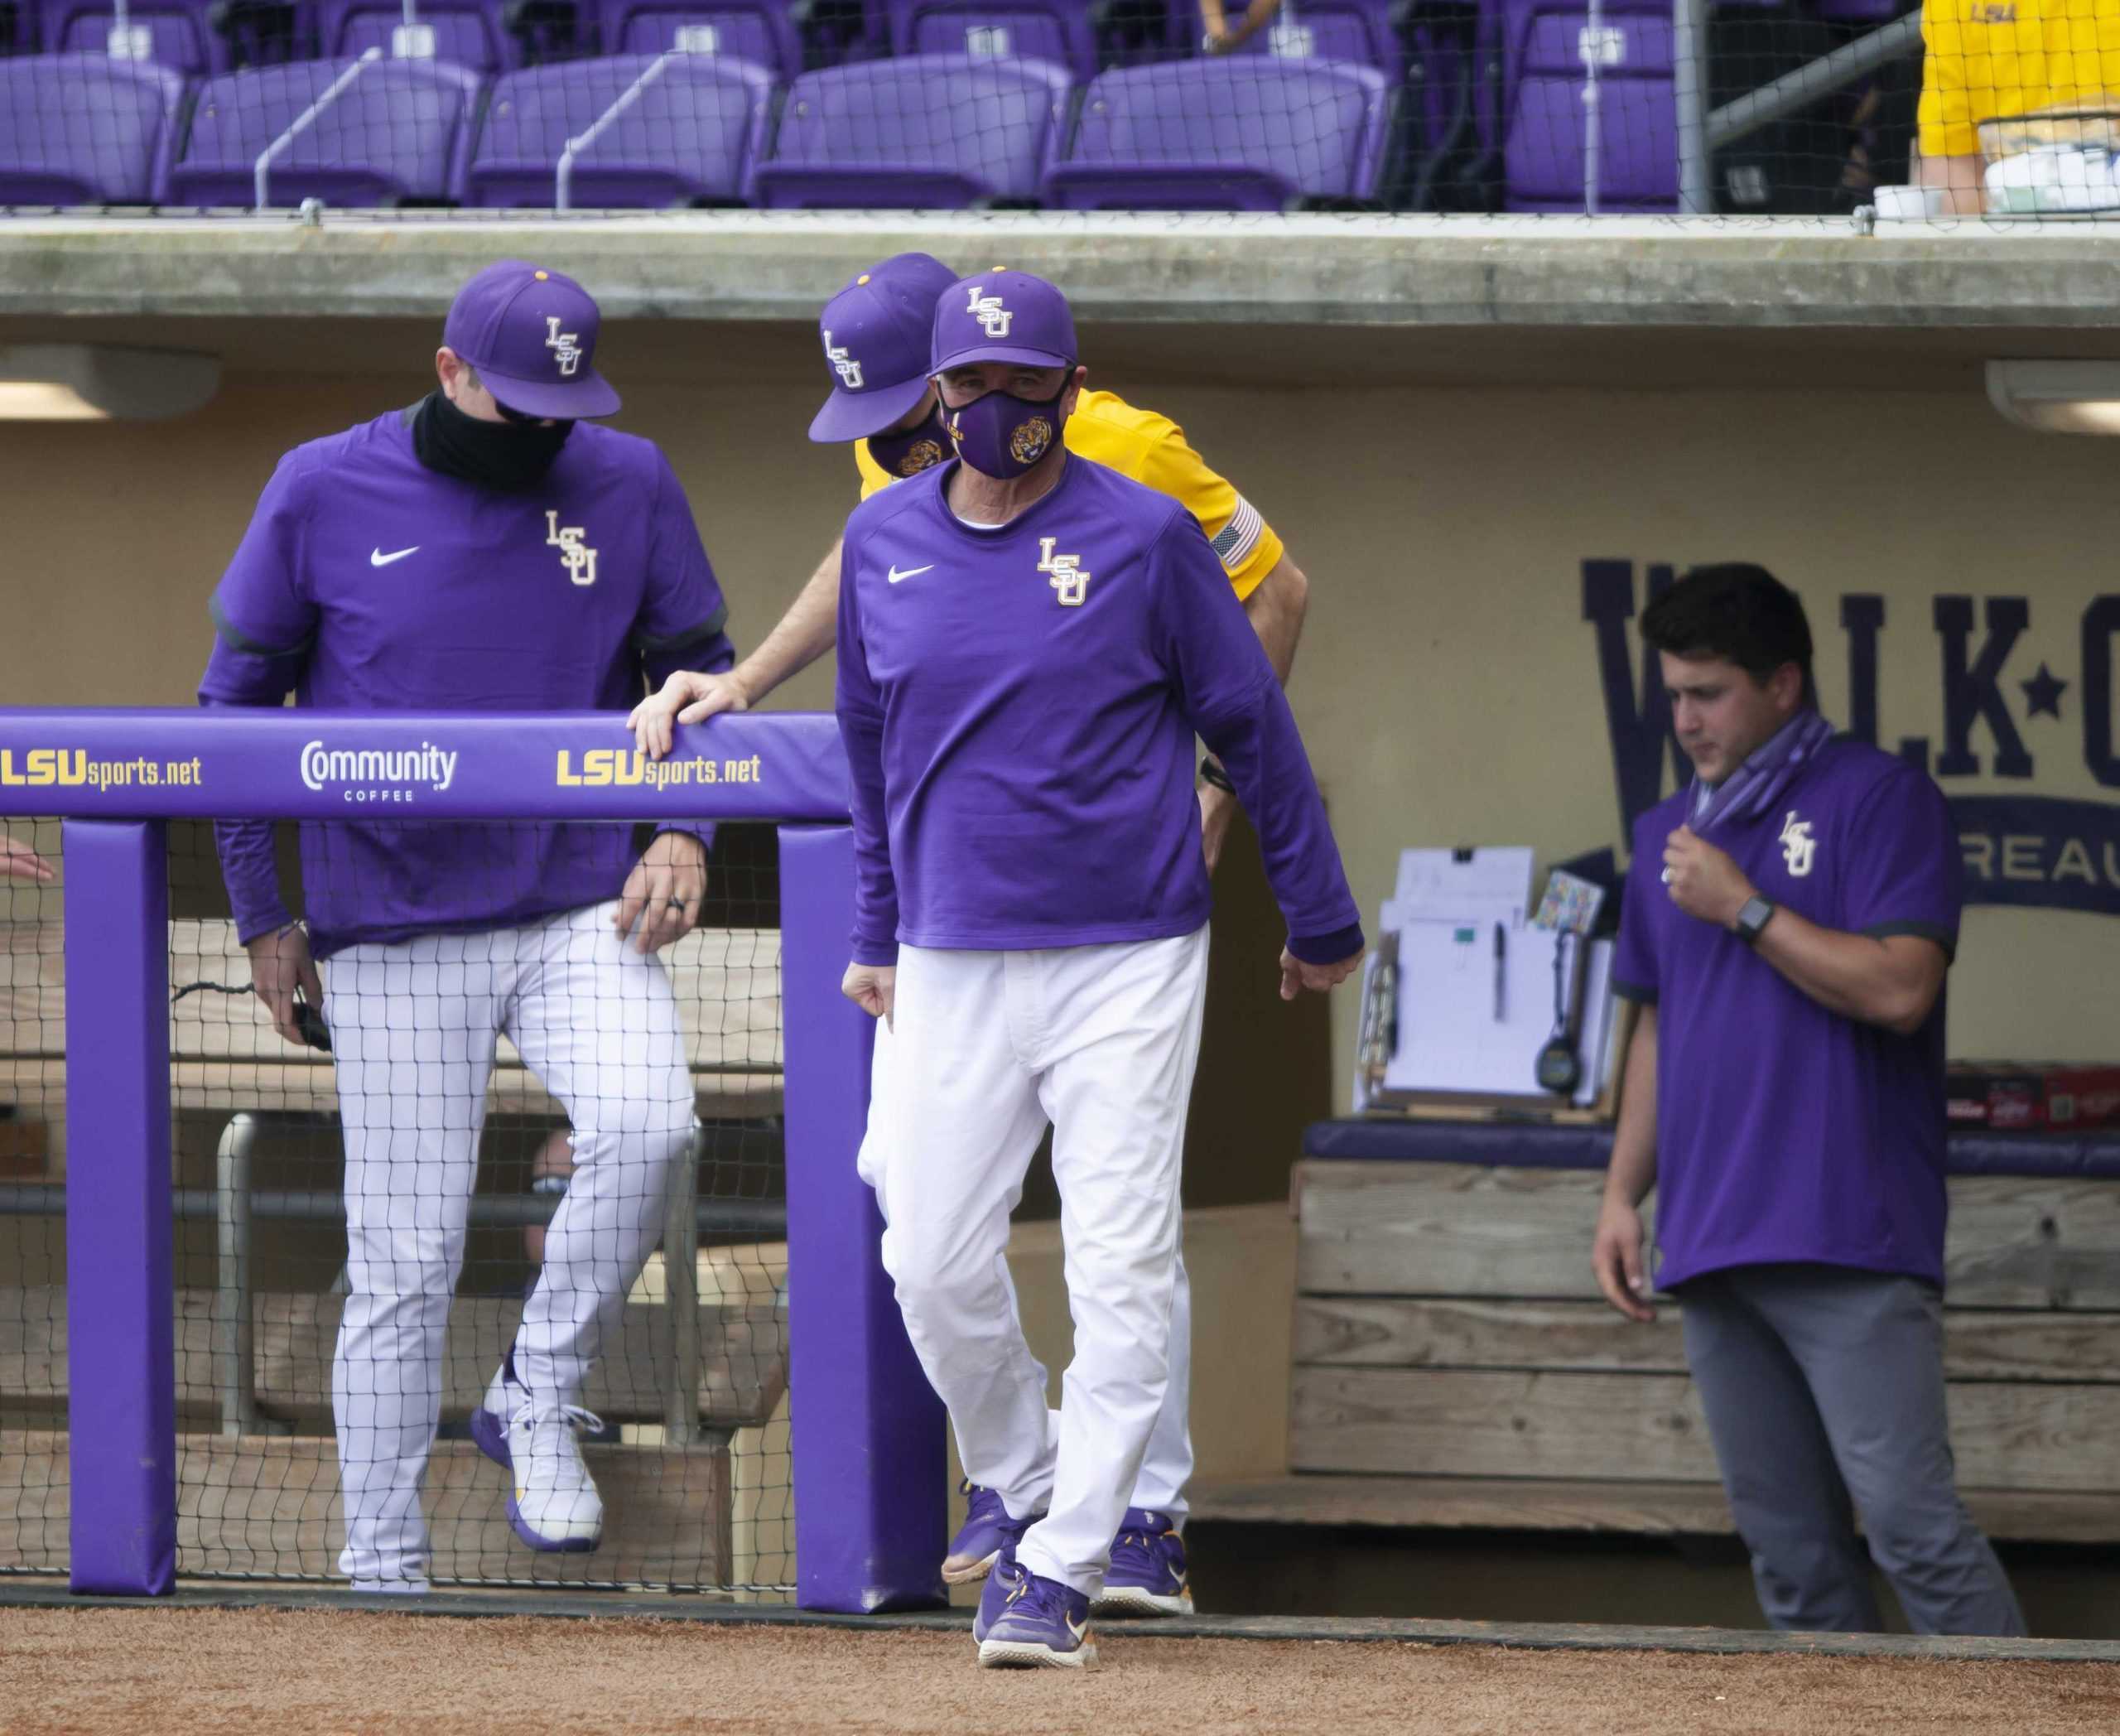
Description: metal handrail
1706,9,1927,155
254,46,383,211
556,50,681,213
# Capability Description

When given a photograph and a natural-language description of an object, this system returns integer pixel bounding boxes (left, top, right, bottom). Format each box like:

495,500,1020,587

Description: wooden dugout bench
1193,1120,2120,1546
0,914,790,1586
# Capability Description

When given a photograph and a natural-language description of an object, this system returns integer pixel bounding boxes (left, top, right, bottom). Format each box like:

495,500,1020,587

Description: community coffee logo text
301,740,460,804
1585,561,2120,917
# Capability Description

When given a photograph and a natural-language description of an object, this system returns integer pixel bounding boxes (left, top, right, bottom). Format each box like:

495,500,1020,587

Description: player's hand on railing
247,921,325,1049
1277,943,1362,1001
1591,1194,1657,1324
626,669,751,762
841,962,895,1025
0,836,54,883
615,830,708,953
1197,782,1238,874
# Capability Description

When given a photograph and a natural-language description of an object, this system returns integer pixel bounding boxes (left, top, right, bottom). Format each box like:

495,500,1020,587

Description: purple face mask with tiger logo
944,375,1072,480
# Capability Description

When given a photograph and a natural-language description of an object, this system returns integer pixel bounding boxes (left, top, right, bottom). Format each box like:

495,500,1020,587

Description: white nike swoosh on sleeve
886,564,935,584
370,547,420,567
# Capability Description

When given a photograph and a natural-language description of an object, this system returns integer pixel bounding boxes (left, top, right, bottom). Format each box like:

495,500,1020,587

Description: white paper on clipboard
1391,847,1535,923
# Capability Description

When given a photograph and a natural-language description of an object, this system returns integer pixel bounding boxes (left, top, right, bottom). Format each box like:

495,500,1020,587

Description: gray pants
1679,1263,2026,1637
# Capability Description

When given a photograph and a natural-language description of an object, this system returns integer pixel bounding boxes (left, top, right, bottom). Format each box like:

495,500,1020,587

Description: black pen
1493,922,1506,1022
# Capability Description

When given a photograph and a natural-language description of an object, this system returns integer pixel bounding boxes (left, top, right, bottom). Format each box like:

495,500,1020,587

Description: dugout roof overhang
5,213,2120,398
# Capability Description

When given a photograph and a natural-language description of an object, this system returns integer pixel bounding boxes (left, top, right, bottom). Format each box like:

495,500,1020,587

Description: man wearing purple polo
836,271,1362,1670
200,261,735,1594
1592,564,2022,1637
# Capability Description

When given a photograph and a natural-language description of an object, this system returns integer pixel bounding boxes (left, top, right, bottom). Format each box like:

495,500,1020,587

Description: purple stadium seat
754,51,1071,209
1179,1,1407,83
595,0,798,71
1501,0,1677,210
885,0,1099,82
1044,56,1392,210
0,52,184,202
319,0,586,70
466,51,773,205
39,0,222,71
167,56,483,207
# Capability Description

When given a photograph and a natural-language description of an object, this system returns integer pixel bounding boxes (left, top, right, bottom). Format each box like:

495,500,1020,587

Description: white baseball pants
859,928,1210,1597
321,901,695,1588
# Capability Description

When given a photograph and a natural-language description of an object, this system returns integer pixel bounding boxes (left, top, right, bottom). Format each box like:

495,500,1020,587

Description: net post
62,818,176,1596
776,823,946,1613
213,1112,259,1436
662,1119,702,1444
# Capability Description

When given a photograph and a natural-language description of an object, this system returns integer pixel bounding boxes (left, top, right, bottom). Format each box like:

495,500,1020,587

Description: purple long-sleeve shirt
199,407,733,957
835,455,1361,965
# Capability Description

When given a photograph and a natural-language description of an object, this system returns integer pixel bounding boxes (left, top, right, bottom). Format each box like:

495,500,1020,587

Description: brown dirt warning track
5,1610,2120,1736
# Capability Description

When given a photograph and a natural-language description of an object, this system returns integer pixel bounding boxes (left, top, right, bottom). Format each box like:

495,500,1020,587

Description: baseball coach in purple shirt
836,271,1363,1670
199,261,736,1594
1592,564,2023,1637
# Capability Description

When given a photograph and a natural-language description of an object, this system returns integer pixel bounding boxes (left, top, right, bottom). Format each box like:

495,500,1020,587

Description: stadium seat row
15,0,1887,216
0,48,1428,211
0,0,1414,79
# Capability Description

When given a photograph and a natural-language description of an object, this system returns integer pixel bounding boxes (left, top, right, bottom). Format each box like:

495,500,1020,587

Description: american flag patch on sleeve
1209,495,1265,574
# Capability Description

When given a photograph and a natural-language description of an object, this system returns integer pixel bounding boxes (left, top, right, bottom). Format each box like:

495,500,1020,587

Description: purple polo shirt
836,456,1361,962
1612,735,1961,1288
198,407,733,957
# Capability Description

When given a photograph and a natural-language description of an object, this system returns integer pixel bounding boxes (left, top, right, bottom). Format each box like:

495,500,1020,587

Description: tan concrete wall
2,325,2114,1103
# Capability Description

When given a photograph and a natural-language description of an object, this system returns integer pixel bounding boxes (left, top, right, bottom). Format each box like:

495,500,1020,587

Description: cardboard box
1946,1064,2120,1132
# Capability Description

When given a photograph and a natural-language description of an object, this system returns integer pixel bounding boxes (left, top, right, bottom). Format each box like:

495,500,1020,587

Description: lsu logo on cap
967,284,1013,339
1038,536,1089,607
545,316,582,378
823,330,863,390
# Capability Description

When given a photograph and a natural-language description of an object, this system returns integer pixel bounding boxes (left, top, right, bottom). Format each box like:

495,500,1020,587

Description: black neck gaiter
411,390,573,489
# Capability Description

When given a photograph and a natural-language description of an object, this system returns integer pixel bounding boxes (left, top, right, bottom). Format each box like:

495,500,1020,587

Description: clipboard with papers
1353,847,1628,1118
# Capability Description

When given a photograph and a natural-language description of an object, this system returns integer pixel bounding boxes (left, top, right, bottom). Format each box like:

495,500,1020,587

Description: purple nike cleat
943,1479,1041,1584
976,1555,1096,1670
1094,1507,1194,1616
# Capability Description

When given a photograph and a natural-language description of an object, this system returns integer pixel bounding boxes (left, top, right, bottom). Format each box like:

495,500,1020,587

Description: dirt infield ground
3,1611,2120,1736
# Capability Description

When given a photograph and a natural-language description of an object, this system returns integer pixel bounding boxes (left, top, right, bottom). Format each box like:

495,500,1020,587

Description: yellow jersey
853,388,1284,603
1920,0,2120,160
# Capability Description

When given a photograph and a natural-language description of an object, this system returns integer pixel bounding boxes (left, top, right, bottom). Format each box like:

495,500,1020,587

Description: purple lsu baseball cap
807,253,960,444
443,260,621,422
930,268,1077,376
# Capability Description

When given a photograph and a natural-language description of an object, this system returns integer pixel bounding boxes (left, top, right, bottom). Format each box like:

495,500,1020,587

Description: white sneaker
469,1357,604,1553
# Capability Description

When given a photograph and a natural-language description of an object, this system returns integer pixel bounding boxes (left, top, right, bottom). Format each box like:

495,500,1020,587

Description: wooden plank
1290,1367,2120,1492
0,1430,733,1586
1295,1160,1621,1300
1294,1161,2120,1311
1944,1176,2120,1310
1187,1473,2120,1544
0,1277,789,1430
1294,1296,2120,1384
1192,1473,1738,1534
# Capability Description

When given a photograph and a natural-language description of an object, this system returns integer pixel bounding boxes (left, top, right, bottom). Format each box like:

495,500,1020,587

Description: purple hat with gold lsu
808,252,960,443
930,268,1077,375
442,260,621,421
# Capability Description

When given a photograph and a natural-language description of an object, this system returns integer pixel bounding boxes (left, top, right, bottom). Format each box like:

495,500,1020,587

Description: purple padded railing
0,707,946,1613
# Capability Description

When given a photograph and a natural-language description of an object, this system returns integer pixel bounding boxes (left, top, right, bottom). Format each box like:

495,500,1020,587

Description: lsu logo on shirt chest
1779,810,1818,878
1037,537,1090,607
546,509,598,586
